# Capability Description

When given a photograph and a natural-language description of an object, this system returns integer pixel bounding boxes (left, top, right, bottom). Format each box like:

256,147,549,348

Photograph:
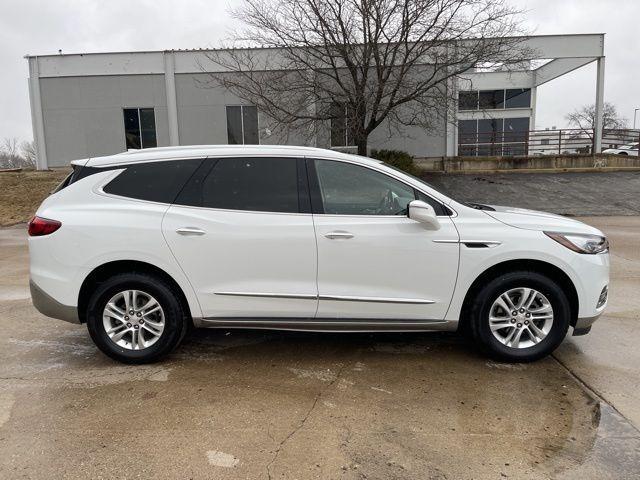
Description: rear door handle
176,227,206,236
324,231,354,240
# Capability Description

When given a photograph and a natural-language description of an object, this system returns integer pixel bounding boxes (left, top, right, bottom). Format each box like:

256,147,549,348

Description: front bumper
573,312,602,336
30,280,80,324
572,283,608,336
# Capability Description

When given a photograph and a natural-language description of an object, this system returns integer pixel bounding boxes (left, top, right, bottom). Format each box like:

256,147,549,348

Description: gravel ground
423,171,640,216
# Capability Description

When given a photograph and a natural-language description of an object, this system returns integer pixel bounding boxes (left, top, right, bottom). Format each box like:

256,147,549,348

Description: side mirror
408,200,440,230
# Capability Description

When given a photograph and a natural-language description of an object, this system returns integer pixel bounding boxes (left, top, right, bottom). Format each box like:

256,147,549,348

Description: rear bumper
30,280,80,324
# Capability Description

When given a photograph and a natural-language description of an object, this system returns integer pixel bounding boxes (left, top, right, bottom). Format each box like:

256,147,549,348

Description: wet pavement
1,217,639,479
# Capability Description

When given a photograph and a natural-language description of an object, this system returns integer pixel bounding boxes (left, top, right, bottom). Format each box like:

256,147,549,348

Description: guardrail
458,128,640,156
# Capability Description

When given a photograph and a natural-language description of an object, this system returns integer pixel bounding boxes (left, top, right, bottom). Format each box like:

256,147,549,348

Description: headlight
544,231,609,254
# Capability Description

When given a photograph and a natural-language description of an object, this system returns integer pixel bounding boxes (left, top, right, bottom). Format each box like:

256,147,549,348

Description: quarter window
123,108,157,150
103,159,203,203
313,160,416,216
226,106,259,145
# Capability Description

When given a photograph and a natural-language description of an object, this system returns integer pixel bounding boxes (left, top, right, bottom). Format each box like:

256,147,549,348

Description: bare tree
20,140,38,168
0,138,37,169
203,0,530,155
566,102,628,142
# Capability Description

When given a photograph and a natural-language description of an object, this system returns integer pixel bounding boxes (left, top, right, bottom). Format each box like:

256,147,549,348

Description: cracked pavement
1,215,640,479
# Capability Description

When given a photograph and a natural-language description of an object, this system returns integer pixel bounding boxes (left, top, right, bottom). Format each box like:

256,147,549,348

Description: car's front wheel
468,271,571,362
86,273,188,363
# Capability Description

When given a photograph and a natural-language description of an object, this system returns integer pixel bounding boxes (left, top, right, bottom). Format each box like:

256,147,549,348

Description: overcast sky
1,0,639,143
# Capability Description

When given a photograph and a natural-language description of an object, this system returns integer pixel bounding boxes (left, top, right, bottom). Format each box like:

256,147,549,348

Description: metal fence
458,128,640,157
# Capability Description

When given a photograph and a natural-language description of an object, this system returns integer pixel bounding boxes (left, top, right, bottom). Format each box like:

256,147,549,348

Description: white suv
29,146,609,363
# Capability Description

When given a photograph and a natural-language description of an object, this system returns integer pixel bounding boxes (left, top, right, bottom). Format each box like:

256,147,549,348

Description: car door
162,156,318,319
309,158,460,321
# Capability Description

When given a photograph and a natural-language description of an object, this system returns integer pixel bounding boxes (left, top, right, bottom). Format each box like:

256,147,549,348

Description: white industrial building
27,33,606,169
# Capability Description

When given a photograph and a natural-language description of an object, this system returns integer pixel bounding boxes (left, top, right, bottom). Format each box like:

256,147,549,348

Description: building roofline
24,33,605,59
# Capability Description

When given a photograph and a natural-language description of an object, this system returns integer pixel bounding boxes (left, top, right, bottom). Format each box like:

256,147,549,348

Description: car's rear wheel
86,273,187,364
468,271,570,362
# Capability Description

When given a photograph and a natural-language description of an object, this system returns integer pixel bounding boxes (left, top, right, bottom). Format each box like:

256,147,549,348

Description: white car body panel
442,206,609,322
483,205,604,235
313,214,459,320
30,145,609,338
162,205,318,318
30,170,203,319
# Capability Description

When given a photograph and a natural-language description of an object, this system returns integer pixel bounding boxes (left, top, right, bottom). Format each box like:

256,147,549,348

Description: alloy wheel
102,290,165,350
488,287,554,349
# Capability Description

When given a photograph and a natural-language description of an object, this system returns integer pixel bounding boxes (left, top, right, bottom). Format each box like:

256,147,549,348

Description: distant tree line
0,138,37,169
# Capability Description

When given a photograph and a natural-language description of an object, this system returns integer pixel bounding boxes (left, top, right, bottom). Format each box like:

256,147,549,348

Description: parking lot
1,210,640,478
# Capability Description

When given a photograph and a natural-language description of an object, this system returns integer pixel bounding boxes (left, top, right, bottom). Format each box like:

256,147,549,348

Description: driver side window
313,159,415,215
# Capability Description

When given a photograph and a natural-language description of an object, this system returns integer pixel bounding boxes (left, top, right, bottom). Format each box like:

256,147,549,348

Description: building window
330,102,355,147
479,90,505,110
458,117,530,157
458,89,531,111
503,117,530,143
123,108,157,150
505,89,532,109
478,118,504,155
226,105,259,145
458,91,478,111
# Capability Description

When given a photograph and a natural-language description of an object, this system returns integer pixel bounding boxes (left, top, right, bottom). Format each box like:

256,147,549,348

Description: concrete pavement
0,217,639,479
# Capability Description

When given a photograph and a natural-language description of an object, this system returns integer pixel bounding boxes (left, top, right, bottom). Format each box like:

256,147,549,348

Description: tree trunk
356,135,368,156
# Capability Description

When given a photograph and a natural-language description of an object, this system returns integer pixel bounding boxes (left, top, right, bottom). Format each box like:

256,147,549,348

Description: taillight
28,216,62,236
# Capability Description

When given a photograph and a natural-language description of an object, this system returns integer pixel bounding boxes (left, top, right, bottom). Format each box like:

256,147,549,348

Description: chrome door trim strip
214,292,434,304
319,294,434,305
214,291,317,300
433,239,502,246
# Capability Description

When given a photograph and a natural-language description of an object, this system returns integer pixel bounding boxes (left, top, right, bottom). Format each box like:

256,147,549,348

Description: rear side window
175,157,302,213
103,159,203,203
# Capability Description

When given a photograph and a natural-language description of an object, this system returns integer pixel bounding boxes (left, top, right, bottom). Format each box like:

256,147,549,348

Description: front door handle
324,231,354,240
176,227,206,236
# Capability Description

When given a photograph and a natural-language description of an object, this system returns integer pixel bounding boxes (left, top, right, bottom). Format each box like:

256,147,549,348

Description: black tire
86,272,188,364
467,271,570,362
